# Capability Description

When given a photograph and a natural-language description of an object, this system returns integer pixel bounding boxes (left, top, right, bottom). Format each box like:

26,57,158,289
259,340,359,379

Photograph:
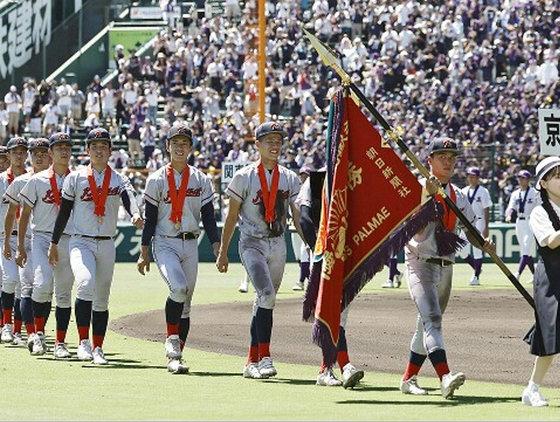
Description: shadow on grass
337,395,519,406
189,371,244,377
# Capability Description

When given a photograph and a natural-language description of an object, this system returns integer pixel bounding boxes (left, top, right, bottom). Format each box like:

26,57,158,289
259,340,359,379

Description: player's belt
10,230,17,236
518,217,526,220
74,234,114,240
425,258,454,267
173,232,198,240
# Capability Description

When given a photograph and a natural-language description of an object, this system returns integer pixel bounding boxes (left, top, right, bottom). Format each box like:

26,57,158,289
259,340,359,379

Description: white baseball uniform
506,186,540,256
20,168,74,306
144,164,215,317
458,184,491,259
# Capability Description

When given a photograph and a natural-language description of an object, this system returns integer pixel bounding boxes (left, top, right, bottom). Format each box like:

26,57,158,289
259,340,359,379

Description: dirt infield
112,288,560,387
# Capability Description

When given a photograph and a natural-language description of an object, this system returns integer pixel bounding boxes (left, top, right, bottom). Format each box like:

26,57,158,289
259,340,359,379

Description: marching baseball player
400,138,494,399
216,122,304,379
0,137,28,344
296,171,364,389
17,133,75,357
48,128,143,365
457,166,492,286
382,254,403,288
505,170,539,283
0,145,9,331
137,124,220,374
3,138,51,349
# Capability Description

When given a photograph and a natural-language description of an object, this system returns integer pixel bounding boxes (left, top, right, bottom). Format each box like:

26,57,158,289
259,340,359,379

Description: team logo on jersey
162,187,202,203
252,189,289,205
80,186,120,201
42,189,56,204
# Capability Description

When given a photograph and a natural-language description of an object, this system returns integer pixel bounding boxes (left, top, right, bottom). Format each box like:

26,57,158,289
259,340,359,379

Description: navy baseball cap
428,137,460,156
6,137,28,150
49,132,73,147
86,128,112,145
517,170,531,179
168,124,193,142
255,122,288,141
28,138,50,151
0,146,7,156
466,166,481,176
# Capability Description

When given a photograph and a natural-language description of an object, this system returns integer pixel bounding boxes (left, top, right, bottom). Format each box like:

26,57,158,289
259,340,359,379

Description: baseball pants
239,234,287,312
1,235,32,298
152,237,198,318
32,233,73,307
516,220,535,256
458,219,485,260
69,236,115,312
406,258,453,355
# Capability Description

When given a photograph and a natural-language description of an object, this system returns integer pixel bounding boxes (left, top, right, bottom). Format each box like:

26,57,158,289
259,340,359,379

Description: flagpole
303,28,535,310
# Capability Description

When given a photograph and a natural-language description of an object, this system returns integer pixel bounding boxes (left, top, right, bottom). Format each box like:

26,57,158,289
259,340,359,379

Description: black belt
75,234,114,240
518,217,526,220
425,258,454,267
174,232,198,240
10,230,17,236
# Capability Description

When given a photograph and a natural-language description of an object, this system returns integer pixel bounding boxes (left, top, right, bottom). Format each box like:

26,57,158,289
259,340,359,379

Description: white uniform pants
406,258,453,355
32,233,74,307
516,219,534,256
1,235,32,298
70,236,115,312
153,237,198,318
457,219,485,260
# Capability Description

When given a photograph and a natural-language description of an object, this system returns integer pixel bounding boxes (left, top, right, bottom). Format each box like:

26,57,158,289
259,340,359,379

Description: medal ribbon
48,166,70,207
86,164,112,217
519,189,529,215
257,161,279,224
467,185,479,204
435,185,457,231
166,163,190,227
7,168,26,219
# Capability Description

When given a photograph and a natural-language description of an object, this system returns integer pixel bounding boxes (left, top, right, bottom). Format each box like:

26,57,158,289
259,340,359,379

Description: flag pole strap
303,28,534,310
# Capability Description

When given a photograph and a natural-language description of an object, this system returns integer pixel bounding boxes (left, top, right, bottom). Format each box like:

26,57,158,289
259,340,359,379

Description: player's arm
15,204,32,268
3,203,18,260
120,189,143,229
137,202,157,275
299,204,317,249
48,197,73,266
216,197,241,273
289,202,305,245
483,206,490,238
201,201,220,258
504,192,516,223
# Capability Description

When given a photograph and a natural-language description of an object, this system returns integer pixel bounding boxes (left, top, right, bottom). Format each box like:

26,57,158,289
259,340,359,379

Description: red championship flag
310,91,434,365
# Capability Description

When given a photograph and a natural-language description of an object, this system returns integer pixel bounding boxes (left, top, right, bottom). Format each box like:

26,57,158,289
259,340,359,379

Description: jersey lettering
80,186,120,202
252,189,289,205
163,187,202,204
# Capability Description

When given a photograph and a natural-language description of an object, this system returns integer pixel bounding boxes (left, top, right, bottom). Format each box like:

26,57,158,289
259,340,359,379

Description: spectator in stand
22,80,37,132
4,85,22,136
126,114,143,161
85,85,100,118
70,83,85,123
100,82,116,125
56,78,72,118
140,119,157,165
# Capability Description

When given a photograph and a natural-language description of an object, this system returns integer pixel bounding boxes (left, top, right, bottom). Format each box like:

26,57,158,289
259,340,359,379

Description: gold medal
98,216,104,225
174,222,180,230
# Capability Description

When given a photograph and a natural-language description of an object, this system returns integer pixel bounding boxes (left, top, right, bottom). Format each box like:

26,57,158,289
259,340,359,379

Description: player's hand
137,250,150,275
132,213,144,229
216,252,229,273
481,237,495,254
3,242,12,260
505,216,511,223
48,243,59,266
212,242,220,259
425,175,441,195
15,247,27,268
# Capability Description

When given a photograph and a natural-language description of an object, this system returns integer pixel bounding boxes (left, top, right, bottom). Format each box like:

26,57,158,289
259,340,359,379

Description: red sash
435,185,457,231
7,167,26,219
87,165,112,218
166,164,190,228
257,161,279,224
48,166,71,207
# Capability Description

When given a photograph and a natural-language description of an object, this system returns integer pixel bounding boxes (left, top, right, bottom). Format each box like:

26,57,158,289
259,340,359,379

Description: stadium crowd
1,0,560,219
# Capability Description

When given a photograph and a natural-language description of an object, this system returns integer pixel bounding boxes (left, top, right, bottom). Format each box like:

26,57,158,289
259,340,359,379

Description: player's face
467,174,479,186
428,152,457,183
257,133,283,162
30,148,50,172
518,177,529,189
87,141,111,165
0,156,9,172
167,137,193,162
49,143,72,166
8,147,27,168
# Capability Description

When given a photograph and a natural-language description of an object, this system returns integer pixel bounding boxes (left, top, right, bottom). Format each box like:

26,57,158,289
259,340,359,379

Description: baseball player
505,170,540,283
382,254,403,288
216,122,304,379
0,145,9,331
457,166,492,286
292,166,311,291
0,137,28,344
400,138,494,399
137,124,220,375
17,133,75,357
3,138,51,349
48,127,143,365
296,171,364,389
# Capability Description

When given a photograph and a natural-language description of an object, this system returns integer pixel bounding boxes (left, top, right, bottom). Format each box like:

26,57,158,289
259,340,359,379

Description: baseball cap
427,137,460,156
28,137,50,151
255,122,288,141
535,156,560,190
0,146,7,156
466,166,480,176
6,137,28,150
49,132,73,147
299,166,311,175
517,170,532,179
85,128,112,145
168,124,193,142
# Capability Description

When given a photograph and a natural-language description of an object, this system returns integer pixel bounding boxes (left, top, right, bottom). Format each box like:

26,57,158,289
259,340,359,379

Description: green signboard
108,27,160,63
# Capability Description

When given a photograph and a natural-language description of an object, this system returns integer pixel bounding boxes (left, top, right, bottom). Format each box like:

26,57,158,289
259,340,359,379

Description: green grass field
0,262,557,421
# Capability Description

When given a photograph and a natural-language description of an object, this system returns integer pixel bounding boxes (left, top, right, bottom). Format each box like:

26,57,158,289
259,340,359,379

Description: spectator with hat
505,169,540,283
458,166,492,286
4,86,22,136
